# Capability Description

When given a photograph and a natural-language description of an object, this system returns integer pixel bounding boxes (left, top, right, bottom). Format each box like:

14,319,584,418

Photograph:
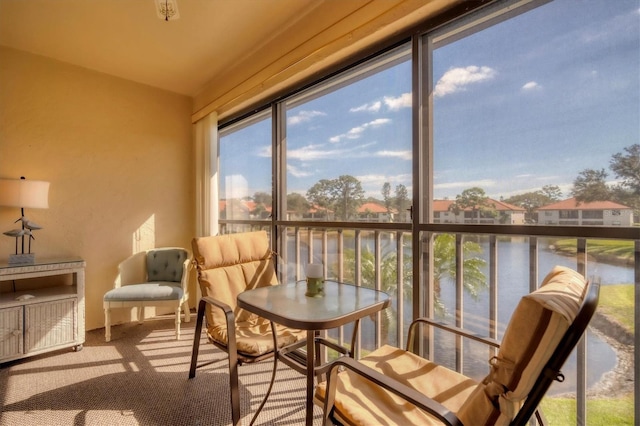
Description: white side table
0,258,85,363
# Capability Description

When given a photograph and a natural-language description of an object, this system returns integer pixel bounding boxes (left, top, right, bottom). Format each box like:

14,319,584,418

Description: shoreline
549,245,634,268
587,311,634,398
555,310,634,399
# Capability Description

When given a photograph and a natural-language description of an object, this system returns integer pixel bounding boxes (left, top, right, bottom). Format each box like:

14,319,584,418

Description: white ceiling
0,0,361,97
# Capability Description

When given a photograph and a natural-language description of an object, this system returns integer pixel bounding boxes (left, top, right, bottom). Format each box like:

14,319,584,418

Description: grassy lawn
599,283,635,333
534,262,635,425
540,394,634,425
553,239,634,263
326,248,637,425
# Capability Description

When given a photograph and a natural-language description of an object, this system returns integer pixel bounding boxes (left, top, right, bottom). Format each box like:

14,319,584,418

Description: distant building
357,202,395,222
433,199,526,225
536,198,633,226
304,204,333,221
220,199,271,220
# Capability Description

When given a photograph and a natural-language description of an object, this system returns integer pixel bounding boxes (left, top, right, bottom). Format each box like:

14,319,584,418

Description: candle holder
305,263,324,297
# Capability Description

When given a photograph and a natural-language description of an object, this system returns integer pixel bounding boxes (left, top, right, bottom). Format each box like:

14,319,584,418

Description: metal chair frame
321,279,600,425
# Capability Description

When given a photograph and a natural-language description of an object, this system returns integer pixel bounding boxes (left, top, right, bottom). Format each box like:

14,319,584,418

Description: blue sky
222,0,639,203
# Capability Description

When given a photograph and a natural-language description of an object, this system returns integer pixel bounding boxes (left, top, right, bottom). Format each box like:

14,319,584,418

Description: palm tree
328,233,486,343
432,233,487,316
332,244,409,345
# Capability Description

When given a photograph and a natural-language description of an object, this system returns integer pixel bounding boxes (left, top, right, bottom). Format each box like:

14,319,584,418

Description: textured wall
0,47,195,331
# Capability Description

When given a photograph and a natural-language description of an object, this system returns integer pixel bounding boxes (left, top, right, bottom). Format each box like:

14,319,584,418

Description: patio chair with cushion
315,265,600,426
103,247,191,342
188,230,306,426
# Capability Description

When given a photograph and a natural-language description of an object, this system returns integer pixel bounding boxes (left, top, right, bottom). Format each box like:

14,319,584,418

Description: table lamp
0,177,50,264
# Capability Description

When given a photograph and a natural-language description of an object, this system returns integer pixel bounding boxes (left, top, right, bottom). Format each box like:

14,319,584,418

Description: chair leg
229,350,240,426
175,307,181,340
189,299,207,378
104,308,111,342
188,298,240,426
138,305,144,324
182,301,191,322
223,300,241,426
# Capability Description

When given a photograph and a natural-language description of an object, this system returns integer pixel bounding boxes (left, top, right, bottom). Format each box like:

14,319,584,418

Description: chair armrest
407,317,501,351
196,296,237,351
323,356,463,426
179,256,192,294
190,295,238,379
199,295,233,317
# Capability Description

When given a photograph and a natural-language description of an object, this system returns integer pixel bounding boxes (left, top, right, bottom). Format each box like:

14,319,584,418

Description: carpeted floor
0,314,321,425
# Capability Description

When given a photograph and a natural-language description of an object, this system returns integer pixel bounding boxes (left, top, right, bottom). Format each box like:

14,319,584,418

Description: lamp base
9,253,35,265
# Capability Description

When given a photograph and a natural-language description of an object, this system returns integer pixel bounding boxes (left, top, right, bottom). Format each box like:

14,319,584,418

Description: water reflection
288,233,631,395
438,237,629,394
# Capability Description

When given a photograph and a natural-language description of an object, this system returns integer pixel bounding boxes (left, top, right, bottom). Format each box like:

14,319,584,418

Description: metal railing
220,219,638,424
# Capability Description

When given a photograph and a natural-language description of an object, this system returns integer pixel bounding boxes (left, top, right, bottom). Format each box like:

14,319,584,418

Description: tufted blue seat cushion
104,282,184,301
104,248,188,302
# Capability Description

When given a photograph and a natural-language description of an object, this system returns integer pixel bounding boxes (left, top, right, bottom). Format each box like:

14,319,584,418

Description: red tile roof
537,197,631,211
433,198,525,212
433,199,454,211
358,202,392,214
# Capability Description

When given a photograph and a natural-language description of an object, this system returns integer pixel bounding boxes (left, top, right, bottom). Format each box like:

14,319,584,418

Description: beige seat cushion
193,231,305,357
208,319,305,357
316,266,588,425
315,344,479,425
457,265,588,424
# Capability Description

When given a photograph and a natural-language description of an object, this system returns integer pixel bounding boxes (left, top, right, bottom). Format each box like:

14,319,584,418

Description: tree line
503,144,639,222
443,144,640,223
247,177,410,221
237,144,639,222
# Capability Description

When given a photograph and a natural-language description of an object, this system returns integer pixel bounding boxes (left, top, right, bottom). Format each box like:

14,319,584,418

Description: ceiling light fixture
155,0,180,21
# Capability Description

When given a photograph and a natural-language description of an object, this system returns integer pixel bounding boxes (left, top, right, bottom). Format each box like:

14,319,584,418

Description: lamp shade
0,178,50,209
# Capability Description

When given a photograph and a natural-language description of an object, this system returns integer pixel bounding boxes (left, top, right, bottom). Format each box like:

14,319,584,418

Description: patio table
237,280,390,426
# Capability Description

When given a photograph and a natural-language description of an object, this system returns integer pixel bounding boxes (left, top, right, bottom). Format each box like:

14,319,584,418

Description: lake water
438,238,631,395
291,234,633,395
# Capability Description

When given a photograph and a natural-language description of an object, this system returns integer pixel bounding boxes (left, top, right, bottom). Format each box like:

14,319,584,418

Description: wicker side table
0,258,85,363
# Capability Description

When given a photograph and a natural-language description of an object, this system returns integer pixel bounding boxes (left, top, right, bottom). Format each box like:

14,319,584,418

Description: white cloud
257,144,271,157
287,164,312,178
522,81,541,91
384,93,412,110
288,143,337,161
350,101,382,113
434,66,497,98
357,173,412,198
357,174,390,185
357,174,403,189
288,141,375,162
435,179,497,190
358,173,411,185
368,118,391,127
330,118,391,143
287,110,326,125
375,150,412,161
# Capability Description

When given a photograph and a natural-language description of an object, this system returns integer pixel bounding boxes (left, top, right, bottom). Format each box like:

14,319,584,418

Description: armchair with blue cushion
103,247,191,342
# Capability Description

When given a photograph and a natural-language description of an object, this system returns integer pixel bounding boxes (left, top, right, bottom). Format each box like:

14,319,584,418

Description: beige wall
0,47,195,332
